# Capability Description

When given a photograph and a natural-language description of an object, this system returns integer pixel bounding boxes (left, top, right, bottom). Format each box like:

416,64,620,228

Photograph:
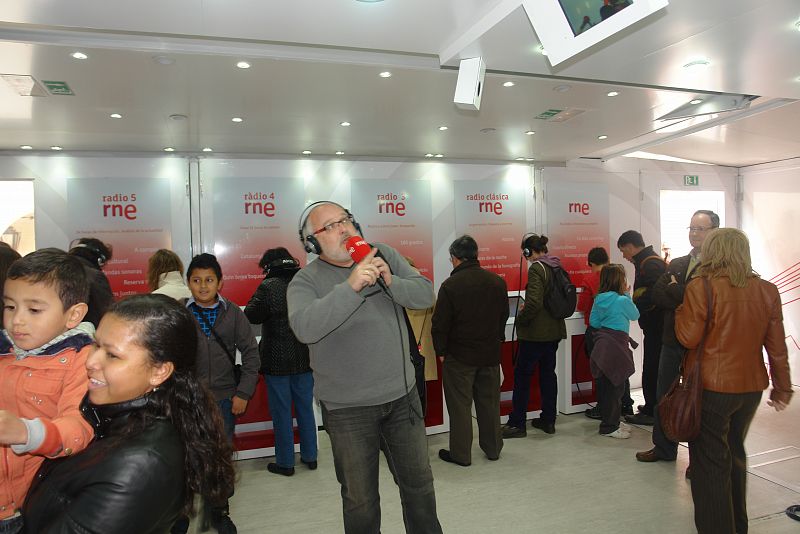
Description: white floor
221,390,799,533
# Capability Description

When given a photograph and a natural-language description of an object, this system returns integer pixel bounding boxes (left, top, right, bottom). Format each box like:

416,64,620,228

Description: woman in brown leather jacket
675,228,793,534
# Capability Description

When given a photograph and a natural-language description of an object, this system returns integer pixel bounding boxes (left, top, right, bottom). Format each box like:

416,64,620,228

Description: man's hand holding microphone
346,236,392,293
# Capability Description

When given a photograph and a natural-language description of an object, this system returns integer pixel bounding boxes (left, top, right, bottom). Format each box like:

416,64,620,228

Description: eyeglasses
312,215,354,236
687,226,714,233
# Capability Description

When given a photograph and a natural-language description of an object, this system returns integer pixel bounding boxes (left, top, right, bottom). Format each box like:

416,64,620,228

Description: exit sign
42,80,74,96
684,175,699,186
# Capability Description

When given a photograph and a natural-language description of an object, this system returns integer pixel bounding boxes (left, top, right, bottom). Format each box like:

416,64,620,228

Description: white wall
741,158,800,386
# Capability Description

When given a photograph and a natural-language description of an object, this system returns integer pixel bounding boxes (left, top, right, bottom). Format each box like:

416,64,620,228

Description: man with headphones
287,201,442,534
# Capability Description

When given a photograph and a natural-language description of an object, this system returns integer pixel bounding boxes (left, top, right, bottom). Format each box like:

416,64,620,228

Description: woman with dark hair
675,229,793,534
68,237,115,327
147,249,192,300
22,294,236,533
245,247,317,476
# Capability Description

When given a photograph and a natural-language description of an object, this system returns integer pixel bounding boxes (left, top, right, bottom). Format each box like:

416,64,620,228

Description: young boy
1,249,94,533
181,253,259,534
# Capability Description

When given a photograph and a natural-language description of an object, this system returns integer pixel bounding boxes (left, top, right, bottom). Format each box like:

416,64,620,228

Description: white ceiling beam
438,0,523,65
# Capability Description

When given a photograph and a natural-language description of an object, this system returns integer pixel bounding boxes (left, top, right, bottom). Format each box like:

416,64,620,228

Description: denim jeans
508,340,559,427
0,514,23,534
321,390,442,534
266,372,318,468
216,397,235,442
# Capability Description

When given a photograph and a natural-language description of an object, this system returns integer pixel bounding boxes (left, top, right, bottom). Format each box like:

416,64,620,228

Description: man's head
3,248,89,350
587,247,609,273
303,202,360,266
187,253,223,307
448,235,478,268
617,230,645,263
688,210,720,251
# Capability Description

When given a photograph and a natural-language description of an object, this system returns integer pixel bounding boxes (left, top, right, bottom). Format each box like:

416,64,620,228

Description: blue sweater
590,291,640,334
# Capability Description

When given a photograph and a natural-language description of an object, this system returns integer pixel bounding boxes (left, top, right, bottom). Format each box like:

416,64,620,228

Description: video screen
557,0,633,36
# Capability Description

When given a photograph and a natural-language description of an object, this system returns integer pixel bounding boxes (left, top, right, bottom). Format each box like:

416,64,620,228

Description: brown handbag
658,277,713,443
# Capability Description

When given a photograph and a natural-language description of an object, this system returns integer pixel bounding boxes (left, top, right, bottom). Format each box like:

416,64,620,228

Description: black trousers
689,390,761,534
652,343,683,459
639,321,664,415
596,374,625,434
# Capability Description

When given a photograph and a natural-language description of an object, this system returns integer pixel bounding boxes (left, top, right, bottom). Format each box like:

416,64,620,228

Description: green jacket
516,260,567,342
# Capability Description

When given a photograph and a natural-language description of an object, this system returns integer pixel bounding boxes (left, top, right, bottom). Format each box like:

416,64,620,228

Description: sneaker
584,406,601,420
501,424,527,439
531,418,556,434
210,513,238,534
600,428,631,439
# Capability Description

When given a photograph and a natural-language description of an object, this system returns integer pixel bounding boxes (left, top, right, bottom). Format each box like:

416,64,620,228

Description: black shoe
531,418,555,434
501,424,527,439
267,463,295,476
621,404,634,416
301,458,318,470
584,406,601,420
624,413,654,425
210,513,237,534
438,449,470,466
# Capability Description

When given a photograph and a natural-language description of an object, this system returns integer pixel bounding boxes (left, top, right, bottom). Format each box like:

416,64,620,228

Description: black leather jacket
23,395,184,534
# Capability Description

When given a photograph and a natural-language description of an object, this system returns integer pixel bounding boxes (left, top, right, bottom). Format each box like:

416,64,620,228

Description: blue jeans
216,398,235,442
0,514,23,534
321,390,442,534
266,372,318,468
508,340,559,427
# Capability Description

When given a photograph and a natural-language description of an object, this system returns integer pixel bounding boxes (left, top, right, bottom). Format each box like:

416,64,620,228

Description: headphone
520,232,538,259
69,241,108,267
263,257,300,276
297,201,362,255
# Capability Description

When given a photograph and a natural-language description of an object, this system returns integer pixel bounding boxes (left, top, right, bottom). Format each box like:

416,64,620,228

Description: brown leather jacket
675,276,793,404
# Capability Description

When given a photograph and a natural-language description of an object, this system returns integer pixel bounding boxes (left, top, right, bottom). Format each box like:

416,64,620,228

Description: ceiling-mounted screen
522,0,668,66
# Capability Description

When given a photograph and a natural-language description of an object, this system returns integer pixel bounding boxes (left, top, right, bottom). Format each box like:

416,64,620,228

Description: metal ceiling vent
534,108,586,122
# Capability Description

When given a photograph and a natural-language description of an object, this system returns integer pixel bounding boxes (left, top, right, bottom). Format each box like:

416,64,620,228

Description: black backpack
536,261,577,319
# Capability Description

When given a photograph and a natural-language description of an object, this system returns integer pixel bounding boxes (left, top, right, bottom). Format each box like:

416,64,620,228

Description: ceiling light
340,121,351,127
202,147,213,152
20,145,33,150
538,45,548,56
236,61,251,69
525,158,535,161
480,127,496,134
302,150,312,155
434,154,444,158
169,114,188,121
231,117,243,123
683,59,711,69
109,113,122,119
71,52,88,60
163,147,175,152
50,146,63,151
795,20,800,31
424,153,434,158
524,130,535,135
438,126,448,131
153,55,175,65
553,84,571,93
597,135,608,140
379,71,392,78
502,81,515,87
335,151,345,156
515,157,526,161
607,91,620,97
689,99,703,105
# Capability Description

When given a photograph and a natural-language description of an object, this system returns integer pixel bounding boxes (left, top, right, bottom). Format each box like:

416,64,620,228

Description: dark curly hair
104,294,236,516
69,238,113,269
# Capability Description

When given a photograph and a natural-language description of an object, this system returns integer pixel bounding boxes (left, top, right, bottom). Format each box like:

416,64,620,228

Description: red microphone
346,236,389,292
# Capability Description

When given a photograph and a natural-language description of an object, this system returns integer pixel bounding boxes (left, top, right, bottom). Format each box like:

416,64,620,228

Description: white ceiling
0,0,798,167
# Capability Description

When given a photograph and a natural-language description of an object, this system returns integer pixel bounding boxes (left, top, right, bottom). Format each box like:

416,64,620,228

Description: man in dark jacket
617,230,667,424
636,210,719,463
432,235,508,466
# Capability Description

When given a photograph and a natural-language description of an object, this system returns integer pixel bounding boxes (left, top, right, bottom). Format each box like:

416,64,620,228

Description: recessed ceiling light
515,157,526,161
525,158,535,161
553,84,571,93
335,151,345,156
340,121,351,127
163,147,175,152
302,150,312,155
202,147,213,152
683,59,711,69
424,153,434,158
169,114,188,121
607,91,620,97
597,135,608,140
438,125,448,131
795,20,800,31
50,146,63,151
524,130,536,135
20,145,33,150
109,113,122,119
434,154,444,158
480,127,496,134
71,52,88,60
231,117,243,123
689,99,703,105
379,71,392,78
538,45,548,56
236,61,251,69
153,55,175,65
502,81,515,88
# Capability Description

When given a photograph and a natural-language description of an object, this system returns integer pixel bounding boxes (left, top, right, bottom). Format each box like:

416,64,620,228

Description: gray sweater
287,243,434,409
